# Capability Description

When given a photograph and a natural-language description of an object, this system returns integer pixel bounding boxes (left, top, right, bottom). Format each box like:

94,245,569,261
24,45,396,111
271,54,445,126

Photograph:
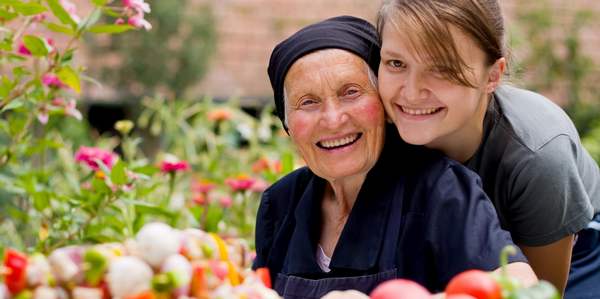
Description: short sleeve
427,163,527,285
508,135,594,246
253,190,275,270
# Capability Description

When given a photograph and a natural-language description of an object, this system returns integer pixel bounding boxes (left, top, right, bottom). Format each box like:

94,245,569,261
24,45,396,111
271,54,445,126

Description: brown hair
377,0,505,87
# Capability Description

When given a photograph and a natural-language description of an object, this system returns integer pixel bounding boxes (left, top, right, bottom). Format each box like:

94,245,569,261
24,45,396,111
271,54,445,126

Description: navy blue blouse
253,126,527,293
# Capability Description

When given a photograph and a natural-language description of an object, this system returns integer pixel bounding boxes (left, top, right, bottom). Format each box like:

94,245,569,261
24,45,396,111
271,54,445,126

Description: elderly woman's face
284,49,385,181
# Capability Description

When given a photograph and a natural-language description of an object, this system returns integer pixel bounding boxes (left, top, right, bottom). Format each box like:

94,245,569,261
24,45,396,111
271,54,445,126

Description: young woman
376,1,600,298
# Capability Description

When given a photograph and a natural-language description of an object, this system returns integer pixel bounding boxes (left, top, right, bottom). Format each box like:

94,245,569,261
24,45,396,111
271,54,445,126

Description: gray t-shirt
465,85,600,246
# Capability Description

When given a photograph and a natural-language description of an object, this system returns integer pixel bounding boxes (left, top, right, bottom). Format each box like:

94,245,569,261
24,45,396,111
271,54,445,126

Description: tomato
370,279,431,299
447,295,477,299
445,270,502,299
124,291,155,299
3,249,28,295
255,267,272,288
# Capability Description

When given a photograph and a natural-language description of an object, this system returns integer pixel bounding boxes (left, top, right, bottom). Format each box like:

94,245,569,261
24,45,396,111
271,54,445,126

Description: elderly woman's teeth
402,107,441,115
319,134,360,149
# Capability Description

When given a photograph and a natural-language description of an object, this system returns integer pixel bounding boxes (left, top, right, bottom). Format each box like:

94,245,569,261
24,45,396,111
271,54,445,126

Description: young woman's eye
386,59,406,69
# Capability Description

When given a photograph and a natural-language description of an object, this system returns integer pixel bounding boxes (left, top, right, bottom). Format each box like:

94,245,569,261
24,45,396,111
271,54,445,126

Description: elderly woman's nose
319,100,349,128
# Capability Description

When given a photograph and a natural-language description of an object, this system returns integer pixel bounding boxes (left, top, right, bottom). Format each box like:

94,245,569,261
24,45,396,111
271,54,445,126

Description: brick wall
188,0,600,105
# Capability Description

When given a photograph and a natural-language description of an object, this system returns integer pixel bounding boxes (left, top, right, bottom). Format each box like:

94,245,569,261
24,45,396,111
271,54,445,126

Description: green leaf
45,22,75,36
0,76,15,99
46,0,76,28
91,0,109,6
32,192,50,212
88,24,134,34
56,66,81,93
281,151,295,173
78,8,102,32
0,8,19,21
110,160,127,185
1,100,24,113
132,165,159,176
12,3,47,16
23,35,49,57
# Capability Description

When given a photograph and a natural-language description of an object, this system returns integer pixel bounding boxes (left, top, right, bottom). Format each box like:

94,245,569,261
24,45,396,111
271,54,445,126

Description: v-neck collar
284,144,397,275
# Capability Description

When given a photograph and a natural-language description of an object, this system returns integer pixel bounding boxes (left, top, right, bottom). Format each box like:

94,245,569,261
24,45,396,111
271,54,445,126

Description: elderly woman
253,16,536,298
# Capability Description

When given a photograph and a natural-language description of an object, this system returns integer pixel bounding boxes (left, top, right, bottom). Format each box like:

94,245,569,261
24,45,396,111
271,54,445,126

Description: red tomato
447,295,478,299
124,291,155,299
3,249,28,295
255,267,272,289
445,270,501,299
370,279,431,299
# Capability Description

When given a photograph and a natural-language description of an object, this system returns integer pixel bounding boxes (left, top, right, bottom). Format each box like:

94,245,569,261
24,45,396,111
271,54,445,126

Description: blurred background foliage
510,0,600,163
88,0,217,99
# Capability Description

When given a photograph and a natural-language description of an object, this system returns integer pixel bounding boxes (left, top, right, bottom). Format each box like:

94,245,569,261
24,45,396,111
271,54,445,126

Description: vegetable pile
0,223,277,299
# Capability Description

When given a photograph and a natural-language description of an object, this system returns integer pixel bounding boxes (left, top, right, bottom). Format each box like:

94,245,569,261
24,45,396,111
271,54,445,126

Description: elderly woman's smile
283,49,385,181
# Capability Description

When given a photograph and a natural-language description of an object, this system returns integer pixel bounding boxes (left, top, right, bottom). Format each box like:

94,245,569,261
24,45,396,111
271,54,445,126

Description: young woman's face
378,24,495,151
284,49,385,182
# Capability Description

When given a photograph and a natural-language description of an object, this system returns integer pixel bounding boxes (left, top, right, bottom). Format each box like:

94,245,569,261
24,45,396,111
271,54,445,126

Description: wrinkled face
284,49,385,182
378,24,493,150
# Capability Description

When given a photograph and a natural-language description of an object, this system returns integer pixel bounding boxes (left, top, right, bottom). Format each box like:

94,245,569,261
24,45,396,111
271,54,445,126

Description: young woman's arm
519,235,574,294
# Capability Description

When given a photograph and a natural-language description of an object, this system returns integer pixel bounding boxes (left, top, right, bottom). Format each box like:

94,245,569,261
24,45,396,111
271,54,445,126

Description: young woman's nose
401,71,427,103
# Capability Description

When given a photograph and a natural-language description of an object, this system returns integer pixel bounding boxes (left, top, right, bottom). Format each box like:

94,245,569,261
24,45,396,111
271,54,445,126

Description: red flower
225,175,256,192
207,109,232,122
75,146,118,171
192,193,209,206
160,155,190,173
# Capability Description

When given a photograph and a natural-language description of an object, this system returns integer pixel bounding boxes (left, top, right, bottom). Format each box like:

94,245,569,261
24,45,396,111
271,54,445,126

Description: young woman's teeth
402,107,441,115
320,134,359,149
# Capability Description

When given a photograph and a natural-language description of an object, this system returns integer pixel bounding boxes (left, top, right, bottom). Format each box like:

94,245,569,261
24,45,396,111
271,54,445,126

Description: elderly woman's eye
343,87,361,98
299,98,318,107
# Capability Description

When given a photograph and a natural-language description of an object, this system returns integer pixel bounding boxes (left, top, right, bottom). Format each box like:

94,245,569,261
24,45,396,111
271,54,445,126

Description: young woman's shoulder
494,85,580,152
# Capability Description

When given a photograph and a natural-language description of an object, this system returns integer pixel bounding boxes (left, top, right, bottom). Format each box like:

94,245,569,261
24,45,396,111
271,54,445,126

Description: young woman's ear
486,57,506,93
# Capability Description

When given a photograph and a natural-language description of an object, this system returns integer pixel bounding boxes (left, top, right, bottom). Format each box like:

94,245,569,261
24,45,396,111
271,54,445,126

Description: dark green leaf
88,24,134,34
23,35,49,57
46,0,76,28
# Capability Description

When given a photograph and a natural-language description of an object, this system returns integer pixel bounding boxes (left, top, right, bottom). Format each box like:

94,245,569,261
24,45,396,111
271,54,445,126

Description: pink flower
160,155,190,173
17,43,31,56
250,179,270,193
32,13,47,23
218,196,232,208
115,18,125,25
59,0,80,23
192,193,209,206
128,14,152,31
64,99,82,120
225,175,256,192
42,74,66,89
75,146,118,171
123,0,151,14
37,106,49,125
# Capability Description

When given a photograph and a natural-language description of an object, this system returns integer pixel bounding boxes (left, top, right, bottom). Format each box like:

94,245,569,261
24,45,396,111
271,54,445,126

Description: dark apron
273,192,404,299
565,213,600,299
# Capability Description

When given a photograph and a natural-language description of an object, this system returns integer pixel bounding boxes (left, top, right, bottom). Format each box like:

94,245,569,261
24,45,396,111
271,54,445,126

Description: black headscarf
267,15,381,131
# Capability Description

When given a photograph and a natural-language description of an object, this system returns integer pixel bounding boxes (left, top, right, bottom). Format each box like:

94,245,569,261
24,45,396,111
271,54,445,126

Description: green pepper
506,281,560,299
83,249,108,286
152,273,175,293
